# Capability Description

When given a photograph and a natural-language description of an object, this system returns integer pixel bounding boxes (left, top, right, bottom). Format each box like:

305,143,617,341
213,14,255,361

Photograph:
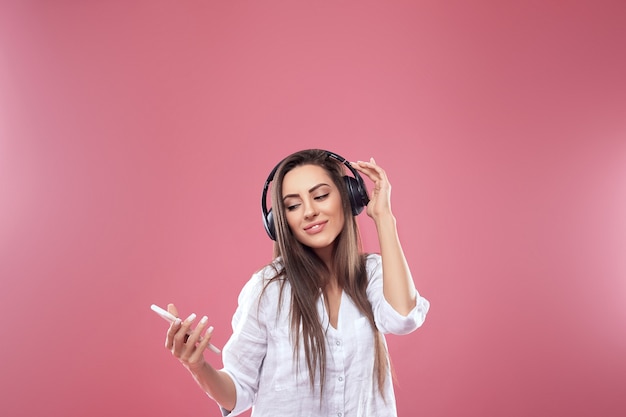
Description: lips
303,221,327,234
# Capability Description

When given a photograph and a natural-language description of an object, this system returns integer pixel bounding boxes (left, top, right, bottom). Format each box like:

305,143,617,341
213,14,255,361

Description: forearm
375,213,418,316
187,362,237,412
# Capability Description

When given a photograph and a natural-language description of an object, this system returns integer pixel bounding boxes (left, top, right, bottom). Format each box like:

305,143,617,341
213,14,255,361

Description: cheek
335,199,346,220
285,211,299,231
332,202,346,229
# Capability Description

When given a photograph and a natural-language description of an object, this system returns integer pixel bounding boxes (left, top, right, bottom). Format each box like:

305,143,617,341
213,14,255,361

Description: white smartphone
150,304,221,354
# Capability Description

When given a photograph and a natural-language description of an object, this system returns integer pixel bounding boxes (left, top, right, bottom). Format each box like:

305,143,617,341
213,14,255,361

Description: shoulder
365,253,382,275
239,259,286,306
254,259,284,283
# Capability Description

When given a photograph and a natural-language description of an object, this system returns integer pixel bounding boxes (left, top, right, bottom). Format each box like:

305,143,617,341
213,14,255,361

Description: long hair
266,149,388,399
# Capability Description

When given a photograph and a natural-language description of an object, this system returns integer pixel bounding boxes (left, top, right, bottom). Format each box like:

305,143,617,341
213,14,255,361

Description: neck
314,245,334,270
325,276,340,291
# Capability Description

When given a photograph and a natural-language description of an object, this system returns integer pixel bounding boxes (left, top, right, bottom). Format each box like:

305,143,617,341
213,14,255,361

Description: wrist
373,211,396,227
185,359,208,375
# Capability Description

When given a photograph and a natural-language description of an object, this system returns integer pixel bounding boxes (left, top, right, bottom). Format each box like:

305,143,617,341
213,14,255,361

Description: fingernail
207,326,214,335
174,318,182,325
185,313,197,322
199,316,208,324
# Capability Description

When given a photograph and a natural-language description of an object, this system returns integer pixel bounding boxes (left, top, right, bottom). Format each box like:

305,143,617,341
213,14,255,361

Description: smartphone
150,304,221,354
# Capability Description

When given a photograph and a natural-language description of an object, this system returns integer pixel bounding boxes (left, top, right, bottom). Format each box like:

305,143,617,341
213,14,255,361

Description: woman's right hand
165,303,216,373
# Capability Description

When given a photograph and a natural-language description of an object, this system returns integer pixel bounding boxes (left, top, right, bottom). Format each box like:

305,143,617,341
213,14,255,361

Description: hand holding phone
151,304,221,354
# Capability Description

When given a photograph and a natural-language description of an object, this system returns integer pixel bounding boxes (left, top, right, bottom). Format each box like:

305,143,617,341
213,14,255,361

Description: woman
163,149,430,416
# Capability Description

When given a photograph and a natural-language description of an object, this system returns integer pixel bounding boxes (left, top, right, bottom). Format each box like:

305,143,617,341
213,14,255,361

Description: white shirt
220,254,430,417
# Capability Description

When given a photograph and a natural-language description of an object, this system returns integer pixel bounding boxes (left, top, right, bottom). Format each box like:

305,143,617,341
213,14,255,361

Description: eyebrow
282,183,330,201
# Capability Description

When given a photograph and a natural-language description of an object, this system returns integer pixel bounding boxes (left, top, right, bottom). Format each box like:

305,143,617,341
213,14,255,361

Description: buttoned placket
319,290,347,417
330,335,346,417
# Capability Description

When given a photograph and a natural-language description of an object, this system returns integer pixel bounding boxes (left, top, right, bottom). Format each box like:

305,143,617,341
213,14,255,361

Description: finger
351,161,379,179
361,159,384,174
179,312,197,337
172,312,196,353
350,161,364,171
181,326,213,370
186,325,215,366
354,159,383,172
358,166,387,188
167,303,179,317
179,315,208,362
197,325,215,354
165,317,182,349
186,315,209,346
359,159,389,182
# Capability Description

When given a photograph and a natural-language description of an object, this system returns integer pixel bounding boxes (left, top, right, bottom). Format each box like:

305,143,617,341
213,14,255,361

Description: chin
304,239,338,257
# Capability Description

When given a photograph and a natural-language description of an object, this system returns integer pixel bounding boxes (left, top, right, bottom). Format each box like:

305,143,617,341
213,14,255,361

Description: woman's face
282,164,345,258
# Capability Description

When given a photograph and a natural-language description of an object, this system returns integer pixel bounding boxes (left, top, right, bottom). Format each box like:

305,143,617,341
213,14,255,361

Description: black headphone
261,150,370,241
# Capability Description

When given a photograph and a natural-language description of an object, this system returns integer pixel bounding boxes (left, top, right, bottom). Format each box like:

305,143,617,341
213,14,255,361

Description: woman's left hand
351,158,393,221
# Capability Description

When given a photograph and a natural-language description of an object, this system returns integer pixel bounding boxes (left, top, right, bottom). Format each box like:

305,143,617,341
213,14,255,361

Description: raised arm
352,159,417,316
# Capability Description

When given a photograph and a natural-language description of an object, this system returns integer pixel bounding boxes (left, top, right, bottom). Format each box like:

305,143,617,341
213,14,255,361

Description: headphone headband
261,150,369,241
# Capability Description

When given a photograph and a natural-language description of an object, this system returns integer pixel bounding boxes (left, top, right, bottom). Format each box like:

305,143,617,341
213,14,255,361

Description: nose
303,199,319,220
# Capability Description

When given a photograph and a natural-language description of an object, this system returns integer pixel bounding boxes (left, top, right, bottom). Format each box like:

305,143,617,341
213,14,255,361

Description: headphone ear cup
264,208,277,241
343,176,366,215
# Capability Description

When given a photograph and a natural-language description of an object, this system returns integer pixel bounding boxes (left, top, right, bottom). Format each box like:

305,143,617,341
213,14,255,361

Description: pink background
1,1,625,416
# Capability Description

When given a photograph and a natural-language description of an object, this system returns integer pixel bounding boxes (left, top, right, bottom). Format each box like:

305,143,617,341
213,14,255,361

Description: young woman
163,149,430,416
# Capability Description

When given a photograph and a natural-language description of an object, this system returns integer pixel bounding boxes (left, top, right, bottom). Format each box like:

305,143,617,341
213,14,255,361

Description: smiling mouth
304,221,327,233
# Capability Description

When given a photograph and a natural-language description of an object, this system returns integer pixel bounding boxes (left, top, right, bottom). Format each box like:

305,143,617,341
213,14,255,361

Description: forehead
282,164,334,193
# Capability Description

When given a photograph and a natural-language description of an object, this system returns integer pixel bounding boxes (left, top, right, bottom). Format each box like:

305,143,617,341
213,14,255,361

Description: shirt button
336,340,341,346
338,413,343,417
338,376,343,382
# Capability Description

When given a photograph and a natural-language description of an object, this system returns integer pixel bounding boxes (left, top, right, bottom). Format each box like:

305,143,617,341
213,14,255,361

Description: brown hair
265,149,388,399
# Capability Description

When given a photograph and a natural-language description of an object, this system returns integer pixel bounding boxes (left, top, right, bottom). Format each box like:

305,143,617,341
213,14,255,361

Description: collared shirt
220,254,430,417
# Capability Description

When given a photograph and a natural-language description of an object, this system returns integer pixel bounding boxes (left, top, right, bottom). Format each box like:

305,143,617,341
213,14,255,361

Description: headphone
261,150,370,241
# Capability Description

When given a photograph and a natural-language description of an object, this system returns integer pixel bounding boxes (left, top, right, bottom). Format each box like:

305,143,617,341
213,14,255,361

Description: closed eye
314,193,329,201
286,204,301,211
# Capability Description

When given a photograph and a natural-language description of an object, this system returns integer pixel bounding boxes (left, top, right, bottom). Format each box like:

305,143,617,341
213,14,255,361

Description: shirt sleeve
366,254,430,335
218,270,270,416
